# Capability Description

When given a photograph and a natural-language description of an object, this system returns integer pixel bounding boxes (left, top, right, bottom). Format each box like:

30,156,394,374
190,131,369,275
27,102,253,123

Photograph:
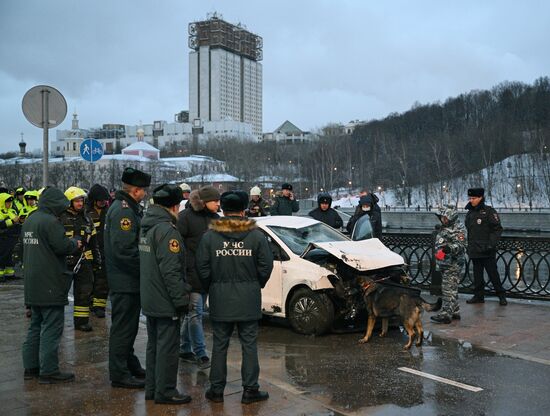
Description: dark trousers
73,261,94,324
210,320,259,393
0,235,17,269
145,316,180,399
22,306,65,375
109,292,142,381
92,262,109,309
472,256,505,298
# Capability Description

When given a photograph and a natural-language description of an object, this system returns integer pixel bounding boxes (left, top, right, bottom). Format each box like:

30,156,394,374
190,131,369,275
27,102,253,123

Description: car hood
301,238,404,271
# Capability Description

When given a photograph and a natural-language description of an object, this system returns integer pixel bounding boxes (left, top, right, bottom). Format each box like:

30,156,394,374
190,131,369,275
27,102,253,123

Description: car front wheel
288,288,335,335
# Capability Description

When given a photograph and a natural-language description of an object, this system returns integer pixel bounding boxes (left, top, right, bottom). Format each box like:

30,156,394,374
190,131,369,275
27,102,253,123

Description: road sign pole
41,89,50,186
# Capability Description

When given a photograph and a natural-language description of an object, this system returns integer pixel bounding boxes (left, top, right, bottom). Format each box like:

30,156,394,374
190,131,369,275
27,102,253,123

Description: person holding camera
270,183,299,216
140,184,192,405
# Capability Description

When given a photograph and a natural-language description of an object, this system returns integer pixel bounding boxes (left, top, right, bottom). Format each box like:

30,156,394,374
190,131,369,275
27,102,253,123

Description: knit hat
281,183,293,191
198,185,220,202
121,167,151,188
88,184,110,201
359,194,373,206
153,184,183,207
467,188,484,197
220,190,248,212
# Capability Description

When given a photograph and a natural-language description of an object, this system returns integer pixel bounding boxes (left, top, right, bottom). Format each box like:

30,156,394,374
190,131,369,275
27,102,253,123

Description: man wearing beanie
196,191,273,404
271,183,299,216
176,185,220,369
464,187,507,306
140,184,192,405
105,167,151,389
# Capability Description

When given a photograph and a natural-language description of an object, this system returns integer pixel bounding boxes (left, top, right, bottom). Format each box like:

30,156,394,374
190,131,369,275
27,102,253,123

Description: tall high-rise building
188,14,263,138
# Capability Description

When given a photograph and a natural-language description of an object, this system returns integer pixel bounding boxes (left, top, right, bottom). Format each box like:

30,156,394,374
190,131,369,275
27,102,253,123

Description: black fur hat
88,184,110,201
281,183,293,191
121,167,151,187
317,192,332,206
153,184,183,207
220,190,248,212
467,188,484,197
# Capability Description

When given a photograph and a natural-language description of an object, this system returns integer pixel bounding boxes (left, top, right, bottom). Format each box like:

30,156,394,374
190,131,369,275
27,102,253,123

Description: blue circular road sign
80,138,104,162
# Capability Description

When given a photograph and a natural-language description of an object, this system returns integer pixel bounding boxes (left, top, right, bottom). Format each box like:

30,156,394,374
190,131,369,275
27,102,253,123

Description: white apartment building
188,15,263,138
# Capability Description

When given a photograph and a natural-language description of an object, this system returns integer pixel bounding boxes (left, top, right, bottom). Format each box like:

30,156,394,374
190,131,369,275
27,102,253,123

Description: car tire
288,288,335,335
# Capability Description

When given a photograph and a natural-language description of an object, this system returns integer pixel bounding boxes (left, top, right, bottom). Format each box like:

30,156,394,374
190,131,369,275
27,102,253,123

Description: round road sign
22,85,67,128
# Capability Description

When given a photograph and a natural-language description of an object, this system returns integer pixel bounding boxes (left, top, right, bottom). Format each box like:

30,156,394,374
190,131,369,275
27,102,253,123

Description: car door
351,215,374,241
261,233,288,314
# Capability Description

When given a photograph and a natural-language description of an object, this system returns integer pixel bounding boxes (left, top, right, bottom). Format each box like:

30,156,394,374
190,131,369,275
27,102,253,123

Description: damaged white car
254,216,419,335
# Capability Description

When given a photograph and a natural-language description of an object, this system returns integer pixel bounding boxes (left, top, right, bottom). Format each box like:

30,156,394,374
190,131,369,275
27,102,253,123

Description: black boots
241,388,269,404
92,307,106,318
205,389,224,403
466,296,485,304
111,377,145,389
24,368,39,380
155,391,192,405
430,314,452,324
499,296,508,306
74,318,93,332
39,372,75,384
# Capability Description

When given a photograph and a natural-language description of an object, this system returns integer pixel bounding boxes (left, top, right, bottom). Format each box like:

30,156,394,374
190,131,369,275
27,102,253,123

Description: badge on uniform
169,239,180,253
458,233,465,241
477,219,482,224
438,238,444,244
120,218,132,231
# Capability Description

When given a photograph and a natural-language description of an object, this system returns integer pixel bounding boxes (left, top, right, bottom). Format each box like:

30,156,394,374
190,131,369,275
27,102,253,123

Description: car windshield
268,222,349,255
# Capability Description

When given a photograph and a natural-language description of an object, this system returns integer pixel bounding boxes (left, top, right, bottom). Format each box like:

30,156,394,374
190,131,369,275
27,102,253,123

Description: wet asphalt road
2,282,550,415
255,319,550,415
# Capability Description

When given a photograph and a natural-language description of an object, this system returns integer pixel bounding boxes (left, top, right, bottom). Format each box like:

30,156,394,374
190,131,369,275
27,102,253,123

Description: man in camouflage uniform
430,205,466,324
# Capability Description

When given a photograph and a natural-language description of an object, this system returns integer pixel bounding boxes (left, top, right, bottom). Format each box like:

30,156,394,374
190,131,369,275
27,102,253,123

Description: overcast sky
1,0,549,153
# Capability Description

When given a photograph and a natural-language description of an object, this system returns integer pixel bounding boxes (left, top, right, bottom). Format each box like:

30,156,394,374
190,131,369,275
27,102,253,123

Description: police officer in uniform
86,184,110,318
430,205,467,324
465,188,507,305
140,184,192,404
105,167,151,388
21,187,81,383
61,187,100,332
197,191,273,404
270,183,299,216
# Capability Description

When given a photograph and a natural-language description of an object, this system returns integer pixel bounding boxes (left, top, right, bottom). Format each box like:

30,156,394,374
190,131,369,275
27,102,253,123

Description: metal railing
381,232,550,300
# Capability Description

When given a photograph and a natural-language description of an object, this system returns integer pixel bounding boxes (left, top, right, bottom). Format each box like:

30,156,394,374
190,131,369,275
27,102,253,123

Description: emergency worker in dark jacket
464,188,507,305
60,187,101,332
105,167,151,389
177,186,220,368
86,184,110,318
140,184,192,405
270,183,299,216
346,194,382,238
308,193,343,229
21,187,81,384
197,191,273,405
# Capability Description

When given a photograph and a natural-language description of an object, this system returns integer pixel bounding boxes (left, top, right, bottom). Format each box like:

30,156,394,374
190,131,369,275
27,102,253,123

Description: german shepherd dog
357,276,442,349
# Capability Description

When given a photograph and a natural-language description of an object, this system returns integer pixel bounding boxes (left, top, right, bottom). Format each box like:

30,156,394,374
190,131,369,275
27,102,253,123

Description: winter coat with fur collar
196,216,273,321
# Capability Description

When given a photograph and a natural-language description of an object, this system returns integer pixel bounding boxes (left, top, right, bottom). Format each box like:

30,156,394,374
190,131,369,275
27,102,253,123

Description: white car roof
253,215,319,228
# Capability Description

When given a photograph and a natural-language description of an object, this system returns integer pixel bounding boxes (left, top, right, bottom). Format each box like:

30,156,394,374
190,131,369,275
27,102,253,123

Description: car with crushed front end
254,215,417,335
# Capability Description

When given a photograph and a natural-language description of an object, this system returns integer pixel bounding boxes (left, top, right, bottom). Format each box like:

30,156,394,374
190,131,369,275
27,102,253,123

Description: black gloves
176,305,189,316
442,246,451,254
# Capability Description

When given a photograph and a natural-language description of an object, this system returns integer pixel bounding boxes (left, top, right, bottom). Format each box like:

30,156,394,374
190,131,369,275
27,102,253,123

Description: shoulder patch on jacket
121,200,129,208
120,217,132,231
169,239,180,253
